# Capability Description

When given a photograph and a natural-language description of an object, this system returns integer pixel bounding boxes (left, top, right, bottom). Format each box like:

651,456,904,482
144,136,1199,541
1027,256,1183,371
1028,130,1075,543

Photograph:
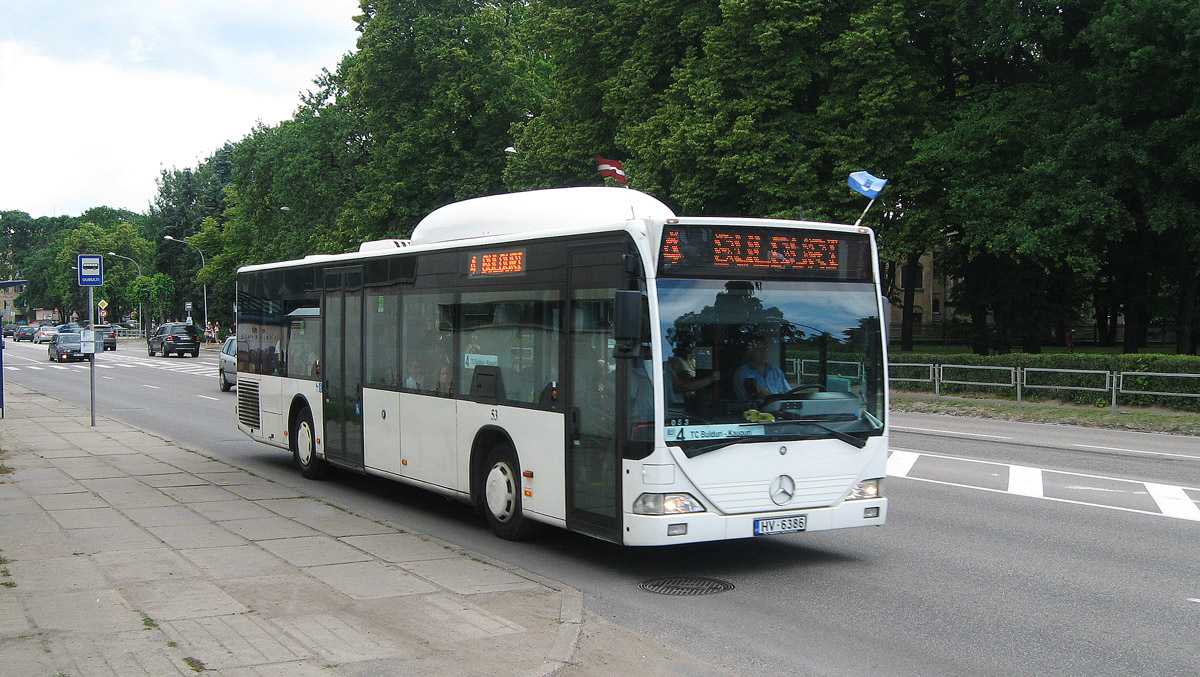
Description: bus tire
292,408,329,480
482,443,540,540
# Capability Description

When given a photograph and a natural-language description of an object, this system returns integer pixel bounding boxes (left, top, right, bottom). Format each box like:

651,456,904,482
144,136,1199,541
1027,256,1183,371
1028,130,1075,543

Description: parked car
48,332,87,362
2,324,16,337
218,335,237,391
33,325,58,343
91,323,117,351
148,322,201,357
15,325,38,341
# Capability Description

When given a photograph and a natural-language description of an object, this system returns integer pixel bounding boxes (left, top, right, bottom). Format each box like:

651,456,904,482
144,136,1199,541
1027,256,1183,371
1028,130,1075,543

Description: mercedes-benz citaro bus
234,187,888,545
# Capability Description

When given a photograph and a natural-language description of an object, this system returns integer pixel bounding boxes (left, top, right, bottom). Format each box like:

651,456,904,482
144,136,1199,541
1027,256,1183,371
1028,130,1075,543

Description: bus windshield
658,278,885,455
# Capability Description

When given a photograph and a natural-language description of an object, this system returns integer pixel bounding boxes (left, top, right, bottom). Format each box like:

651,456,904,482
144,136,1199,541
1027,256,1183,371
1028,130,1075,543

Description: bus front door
323,266,364,469
567,247,624,542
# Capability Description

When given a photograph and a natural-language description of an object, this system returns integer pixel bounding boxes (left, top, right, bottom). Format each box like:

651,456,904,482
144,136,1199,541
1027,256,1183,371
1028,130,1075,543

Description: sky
0,0,362,219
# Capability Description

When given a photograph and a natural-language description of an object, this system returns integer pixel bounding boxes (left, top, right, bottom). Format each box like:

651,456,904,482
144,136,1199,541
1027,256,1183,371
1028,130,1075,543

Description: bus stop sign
78,255,103,286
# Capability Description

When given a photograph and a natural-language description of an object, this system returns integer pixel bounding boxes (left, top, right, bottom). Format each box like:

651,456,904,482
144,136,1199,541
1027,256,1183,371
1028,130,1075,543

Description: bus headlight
848,479,881,500
633,493,706,515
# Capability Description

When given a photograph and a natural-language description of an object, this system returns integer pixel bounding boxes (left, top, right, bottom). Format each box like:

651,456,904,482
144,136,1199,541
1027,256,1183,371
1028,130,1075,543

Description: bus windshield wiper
682,434,808,458
747,419,870,449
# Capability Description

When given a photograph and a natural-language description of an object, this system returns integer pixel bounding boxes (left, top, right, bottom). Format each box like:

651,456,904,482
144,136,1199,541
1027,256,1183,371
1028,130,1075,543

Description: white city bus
235,187,888,545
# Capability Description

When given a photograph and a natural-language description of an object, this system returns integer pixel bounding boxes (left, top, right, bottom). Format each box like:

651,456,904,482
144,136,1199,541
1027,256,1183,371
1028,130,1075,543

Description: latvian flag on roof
596,156,627,185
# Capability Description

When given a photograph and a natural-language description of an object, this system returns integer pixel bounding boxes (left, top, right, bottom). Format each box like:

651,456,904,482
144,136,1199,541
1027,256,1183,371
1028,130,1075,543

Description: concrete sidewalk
0,384,582,676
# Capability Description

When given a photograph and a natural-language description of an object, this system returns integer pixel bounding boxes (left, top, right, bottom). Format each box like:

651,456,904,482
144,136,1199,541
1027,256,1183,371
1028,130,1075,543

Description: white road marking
1072,444,1198,461
1008,465,1044,498
890,449,1200,522
197,395,219,401
886,450,920,477
1145,483,1200,521
142,384,160,389
892,425,1013,440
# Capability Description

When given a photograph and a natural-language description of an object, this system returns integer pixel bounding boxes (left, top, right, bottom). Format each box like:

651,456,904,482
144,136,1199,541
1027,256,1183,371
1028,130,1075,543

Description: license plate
754,514,807,535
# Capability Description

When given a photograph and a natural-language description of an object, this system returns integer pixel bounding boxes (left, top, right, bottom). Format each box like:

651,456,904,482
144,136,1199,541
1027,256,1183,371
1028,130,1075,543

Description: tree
338,0,539,241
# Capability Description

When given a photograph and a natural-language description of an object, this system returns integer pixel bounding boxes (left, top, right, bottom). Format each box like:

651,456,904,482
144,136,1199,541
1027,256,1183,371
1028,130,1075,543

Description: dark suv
148,322,201,357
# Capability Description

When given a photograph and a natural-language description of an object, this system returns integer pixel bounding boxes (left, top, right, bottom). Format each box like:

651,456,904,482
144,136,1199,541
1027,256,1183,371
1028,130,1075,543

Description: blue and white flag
848,171,887,199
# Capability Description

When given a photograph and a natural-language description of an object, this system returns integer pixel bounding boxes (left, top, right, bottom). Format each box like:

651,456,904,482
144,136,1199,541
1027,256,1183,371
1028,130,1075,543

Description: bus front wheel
482,444,540,540
293,408,329,480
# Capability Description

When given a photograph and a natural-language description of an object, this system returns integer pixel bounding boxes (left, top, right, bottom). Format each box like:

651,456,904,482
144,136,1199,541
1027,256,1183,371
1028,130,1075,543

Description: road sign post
78,255,103,427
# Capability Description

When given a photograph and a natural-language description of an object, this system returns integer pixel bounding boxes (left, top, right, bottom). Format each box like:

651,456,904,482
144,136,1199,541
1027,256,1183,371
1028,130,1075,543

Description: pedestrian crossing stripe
889,448,1200,522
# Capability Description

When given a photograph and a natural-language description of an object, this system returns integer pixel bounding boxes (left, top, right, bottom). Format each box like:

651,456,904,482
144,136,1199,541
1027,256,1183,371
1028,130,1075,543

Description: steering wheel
761,383,824,407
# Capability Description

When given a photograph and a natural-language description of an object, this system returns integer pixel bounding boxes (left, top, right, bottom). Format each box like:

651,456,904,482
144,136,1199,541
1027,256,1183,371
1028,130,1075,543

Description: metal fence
890,363,1200,413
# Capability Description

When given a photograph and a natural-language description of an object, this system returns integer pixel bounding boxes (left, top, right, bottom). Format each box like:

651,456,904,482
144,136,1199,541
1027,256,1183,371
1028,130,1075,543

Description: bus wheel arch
290,396,328,480
471,428,540,540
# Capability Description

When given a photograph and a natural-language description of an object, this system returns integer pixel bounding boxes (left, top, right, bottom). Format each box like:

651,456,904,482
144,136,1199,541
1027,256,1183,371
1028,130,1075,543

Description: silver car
218,335,237,391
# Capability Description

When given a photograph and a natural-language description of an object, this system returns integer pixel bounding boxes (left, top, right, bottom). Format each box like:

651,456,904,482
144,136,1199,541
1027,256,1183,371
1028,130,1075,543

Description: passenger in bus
434,363,454,395
733,338,791,400
668,345,720,402
405,358,428,389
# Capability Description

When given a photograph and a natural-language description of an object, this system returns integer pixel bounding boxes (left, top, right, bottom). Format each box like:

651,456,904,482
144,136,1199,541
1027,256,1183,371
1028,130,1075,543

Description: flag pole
853,198,876,227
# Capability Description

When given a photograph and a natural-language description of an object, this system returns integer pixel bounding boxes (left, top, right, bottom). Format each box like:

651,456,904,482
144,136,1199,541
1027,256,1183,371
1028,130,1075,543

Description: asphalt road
4,337,1198,676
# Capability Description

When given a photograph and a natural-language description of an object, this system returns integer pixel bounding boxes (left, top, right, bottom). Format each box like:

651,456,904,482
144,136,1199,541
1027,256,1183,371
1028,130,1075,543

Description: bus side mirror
613,290,641,359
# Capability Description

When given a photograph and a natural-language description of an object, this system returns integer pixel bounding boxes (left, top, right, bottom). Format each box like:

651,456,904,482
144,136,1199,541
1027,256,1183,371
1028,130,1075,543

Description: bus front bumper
621,497,887,546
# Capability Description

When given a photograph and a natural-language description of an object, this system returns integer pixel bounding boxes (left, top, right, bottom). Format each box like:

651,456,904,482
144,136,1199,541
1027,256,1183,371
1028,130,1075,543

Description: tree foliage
6,0,1198,354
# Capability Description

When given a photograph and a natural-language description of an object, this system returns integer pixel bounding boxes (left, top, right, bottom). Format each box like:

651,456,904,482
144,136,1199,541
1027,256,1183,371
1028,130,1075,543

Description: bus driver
733,338,791,400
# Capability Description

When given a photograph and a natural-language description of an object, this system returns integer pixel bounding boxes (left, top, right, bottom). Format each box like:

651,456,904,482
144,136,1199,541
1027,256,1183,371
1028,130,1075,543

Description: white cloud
0,1,360,218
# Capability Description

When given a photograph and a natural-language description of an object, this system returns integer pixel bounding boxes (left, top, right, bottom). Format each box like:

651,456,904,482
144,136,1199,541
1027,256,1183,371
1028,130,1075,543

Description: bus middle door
323,266,365,469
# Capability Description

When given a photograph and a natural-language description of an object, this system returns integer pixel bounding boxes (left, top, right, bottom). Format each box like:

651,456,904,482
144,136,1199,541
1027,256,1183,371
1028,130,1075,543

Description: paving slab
32,490,108,510
148,523,247,549
188,498,276,522
0,592,33,637
159,484,241,504
24,588,145,632
67,524,166,553
91,547,205,583
6,555,107,592
341,532,460,563
225,482,307,500
258,535,373,567
162,613,313,670
219,516,320,541
121,578,249,620
179,544,293,578
303,561,439,599
48,506,136,529
123,505,210,528
400,556,543,595
257,497,345,519
295,513,394,537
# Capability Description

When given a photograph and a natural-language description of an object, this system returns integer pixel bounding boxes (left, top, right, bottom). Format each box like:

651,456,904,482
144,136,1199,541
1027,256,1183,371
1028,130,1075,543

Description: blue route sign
78,254,103,286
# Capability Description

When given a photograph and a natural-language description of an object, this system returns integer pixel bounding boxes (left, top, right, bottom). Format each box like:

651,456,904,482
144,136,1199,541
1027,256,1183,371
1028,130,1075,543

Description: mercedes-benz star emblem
769,475,795,506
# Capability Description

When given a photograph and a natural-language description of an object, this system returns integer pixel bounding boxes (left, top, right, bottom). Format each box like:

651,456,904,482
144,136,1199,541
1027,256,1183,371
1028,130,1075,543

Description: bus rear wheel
293,408,329,479
482,444,540,540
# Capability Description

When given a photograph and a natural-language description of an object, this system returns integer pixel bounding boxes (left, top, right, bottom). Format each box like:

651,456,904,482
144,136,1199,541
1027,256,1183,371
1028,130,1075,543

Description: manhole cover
639,576,735,596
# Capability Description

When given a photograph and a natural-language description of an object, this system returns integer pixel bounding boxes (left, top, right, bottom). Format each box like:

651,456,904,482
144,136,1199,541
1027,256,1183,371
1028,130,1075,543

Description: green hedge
889,353,1200,412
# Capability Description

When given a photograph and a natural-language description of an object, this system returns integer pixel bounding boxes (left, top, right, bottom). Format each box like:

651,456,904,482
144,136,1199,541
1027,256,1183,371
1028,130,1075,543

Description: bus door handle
570,407,581,443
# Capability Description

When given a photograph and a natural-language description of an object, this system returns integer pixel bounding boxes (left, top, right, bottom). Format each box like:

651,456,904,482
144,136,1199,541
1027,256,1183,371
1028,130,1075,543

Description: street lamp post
162,236,208,335
106,251,145,339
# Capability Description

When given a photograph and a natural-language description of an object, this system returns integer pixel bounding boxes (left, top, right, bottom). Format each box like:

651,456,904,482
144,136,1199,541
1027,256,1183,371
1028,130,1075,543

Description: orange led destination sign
659,225,871,281
711,232,839,270
468,249,526,276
